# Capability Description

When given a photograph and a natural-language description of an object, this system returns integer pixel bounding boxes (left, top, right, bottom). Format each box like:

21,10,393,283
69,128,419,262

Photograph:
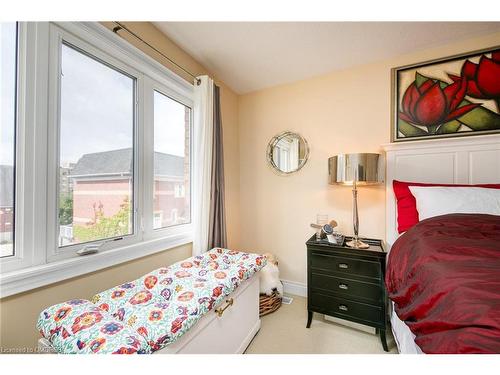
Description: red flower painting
448,51,500,104
399,78,479,128
395,47,500,140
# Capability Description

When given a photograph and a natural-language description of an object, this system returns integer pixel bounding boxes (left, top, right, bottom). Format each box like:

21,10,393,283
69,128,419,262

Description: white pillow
409,186,500,221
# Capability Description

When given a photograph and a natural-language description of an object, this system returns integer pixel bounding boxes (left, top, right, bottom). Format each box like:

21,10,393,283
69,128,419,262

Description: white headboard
381,134,500,247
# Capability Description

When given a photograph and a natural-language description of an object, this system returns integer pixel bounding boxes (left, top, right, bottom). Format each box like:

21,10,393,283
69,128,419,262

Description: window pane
153,91,191,229
58,43,135,247
0,23,17,258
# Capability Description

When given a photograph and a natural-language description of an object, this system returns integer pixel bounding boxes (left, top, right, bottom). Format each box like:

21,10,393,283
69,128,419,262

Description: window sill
0,233,193,298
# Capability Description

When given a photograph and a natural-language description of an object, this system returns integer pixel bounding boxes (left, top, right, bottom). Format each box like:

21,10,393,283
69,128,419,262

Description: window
174,184,185,198
0,23,17,258
153,90,191,229
57,43,136,247
1,22,195,297
153,212,163,229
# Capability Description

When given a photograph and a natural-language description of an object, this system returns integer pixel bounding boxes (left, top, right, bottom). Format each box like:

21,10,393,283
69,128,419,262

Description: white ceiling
154,22,500,94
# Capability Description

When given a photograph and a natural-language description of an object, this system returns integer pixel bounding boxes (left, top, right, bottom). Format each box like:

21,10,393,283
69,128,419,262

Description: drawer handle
215,298,233,317
338,283,349,290
338,263,349,269
338,304,348,312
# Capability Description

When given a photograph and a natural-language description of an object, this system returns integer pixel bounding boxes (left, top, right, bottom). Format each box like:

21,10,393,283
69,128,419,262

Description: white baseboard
281,279,307,297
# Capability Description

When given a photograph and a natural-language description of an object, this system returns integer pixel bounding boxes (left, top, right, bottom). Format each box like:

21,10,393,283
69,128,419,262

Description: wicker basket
259,292,282,316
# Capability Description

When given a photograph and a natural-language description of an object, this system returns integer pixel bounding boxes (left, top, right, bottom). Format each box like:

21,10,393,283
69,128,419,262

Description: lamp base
346,238,370,249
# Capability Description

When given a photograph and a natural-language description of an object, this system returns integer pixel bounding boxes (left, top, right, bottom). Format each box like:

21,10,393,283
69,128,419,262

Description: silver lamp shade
328,153,384,186
328,153,384,249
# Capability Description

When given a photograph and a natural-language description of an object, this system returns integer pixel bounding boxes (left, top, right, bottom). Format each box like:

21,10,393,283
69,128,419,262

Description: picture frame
391,45,500,142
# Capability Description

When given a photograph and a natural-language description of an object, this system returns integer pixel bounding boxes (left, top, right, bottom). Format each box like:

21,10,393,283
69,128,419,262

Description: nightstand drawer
310,291,383,326
310,253,381,279
310,272,383,303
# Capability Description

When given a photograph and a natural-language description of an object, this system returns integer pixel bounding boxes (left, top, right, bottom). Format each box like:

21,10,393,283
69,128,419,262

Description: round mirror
266,131,309,175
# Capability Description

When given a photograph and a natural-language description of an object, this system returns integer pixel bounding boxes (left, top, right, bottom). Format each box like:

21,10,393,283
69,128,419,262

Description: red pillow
393,180,500,233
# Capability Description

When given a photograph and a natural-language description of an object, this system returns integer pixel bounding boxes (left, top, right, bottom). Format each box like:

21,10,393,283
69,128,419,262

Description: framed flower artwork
391,46,500,142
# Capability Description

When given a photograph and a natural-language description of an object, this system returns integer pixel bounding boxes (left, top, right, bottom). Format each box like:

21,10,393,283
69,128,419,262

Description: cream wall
237,31,500,286
0,22,240,351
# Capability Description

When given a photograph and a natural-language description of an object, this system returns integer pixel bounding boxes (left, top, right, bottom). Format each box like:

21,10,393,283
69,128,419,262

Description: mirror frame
266,131,310,176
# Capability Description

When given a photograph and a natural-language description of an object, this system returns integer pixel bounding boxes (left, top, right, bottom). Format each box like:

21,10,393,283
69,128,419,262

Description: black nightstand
305,234,389,352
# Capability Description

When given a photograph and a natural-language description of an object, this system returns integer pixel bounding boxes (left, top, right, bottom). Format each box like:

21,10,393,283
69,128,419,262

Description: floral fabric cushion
37,248,265,354
36,299,150,354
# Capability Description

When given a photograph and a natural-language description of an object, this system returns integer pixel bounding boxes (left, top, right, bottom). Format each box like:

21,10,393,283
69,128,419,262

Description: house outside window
153,90,191,230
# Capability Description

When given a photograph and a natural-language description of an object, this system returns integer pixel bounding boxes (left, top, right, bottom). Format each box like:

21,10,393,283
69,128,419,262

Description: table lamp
328,153,384,249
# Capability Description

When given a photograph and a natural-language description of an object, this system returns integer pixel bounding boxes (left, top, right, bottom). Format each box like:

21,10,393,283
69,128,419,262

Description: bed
387,213,500,353
382,134,500,354
36,248,265,354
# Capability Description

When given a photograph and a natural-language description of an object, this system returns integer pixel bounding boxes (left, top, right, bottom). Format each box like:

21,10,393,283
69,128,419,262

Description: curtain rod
112,21,201,86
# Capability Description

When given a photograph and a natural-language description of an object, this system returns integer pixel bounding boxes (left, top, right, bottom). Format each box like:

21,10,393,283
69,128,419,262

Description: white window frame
0,22,48,274
144,80,193,240
46,24,143,262
0,22,195,298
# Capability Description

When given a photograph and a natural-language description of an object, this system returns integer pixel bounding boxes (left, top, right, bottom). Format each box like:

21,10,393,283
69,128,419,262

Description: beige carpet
245,295,398,354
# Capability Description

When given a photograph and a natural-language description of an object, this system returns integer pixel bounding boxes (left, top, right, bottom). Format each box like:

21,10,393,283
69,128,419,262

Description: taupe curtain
208,85,227,249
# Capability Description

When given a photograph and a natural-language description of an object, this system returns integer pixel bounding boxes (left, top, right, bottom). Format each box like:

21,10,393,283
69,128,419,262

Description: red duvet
386,214,500,353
